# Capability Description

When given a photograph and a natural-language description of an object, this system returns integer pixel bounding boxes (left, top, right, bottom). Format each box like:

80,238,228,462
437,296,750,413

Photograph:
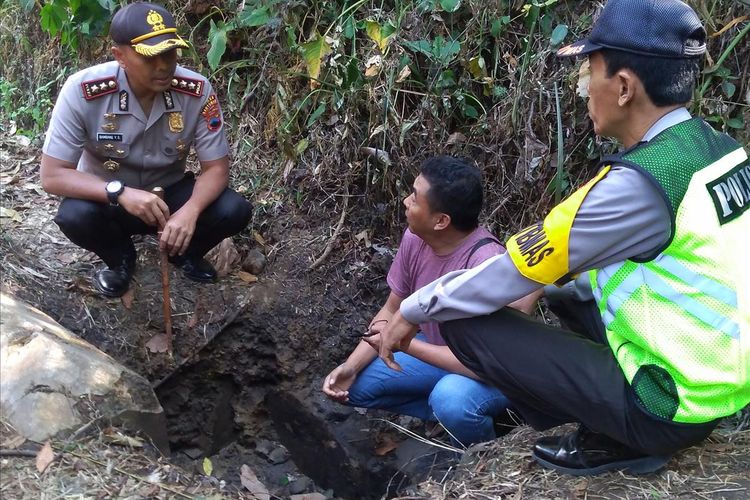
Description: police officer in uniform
377,0,749,476
41,2,252,297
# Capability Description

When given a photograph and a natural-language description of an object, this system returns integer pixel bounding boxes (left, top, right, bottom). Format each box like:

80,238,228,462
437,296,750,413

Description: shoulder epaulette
81,77,118,100
170,76,204,97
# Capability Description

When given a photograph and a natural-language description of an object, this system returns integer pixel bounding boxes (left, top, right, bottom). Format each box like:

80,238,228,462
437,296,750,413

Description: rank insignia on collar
163,91,174,110
201,94,222,132
168,112,184,133
170,76,204,97
82,77,118,100
119,91,129,111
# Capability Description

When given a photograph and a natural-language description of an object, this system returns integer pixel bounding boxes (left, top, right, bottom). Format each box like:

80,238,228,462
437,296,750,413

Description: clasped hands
118,187,197,256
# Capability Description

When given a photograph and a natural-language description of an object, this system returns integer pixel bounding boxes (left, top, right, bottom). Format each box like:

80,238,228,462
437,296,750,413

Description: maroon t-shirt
387,228,505,345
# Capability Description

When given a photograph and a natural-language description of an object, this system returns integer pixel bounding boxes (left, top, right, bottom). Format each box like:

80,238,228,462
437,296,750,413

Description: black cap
557,0,706,59
110,3,189,57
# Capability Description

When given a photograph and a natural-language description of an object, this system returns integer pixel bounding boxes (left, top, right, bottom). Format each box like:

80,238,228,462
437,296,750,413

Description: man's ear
616,69,637,107
112,45,126,68
433,213,451,231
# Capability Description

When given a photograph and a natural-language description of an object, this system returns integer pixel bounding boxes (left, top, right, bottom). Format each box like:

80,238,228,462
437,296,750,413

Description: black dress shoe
93,254,136,298
169,255,217,283
533,427,670,476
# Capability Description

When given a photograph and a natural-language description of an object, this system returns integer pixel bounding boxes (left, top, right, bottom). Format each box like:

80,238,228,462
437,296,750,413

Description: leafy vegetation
1,0,748,237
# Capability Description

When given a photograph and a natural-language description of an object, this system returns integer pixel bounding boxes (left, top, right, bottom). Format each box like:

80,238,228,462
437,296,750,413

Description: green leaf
402,40,432,58
549,24,568,46
202,457,213,476
490,16,511,38
433,36,460,65
365,20,397,52
238,6,271,28
300,33,331,88
40,4,65,37
439,0,461,13
722,81,736,99
295,138,309,155
207,20,228,70
343,15,356,39
399,120,418,146
306,100,327,128
726,117,744,129
463,104,478,119
20,0,35,11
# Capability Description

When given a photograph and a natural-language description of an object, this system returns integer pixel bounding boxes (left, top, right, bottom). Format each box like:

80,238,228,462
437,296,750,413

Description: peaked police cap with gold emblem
110,2,189,57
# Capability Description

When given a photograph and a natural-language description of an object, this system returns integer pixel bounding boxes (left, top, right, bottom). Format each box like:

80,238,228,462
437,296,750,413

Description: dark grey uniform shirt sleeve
400,166,671,324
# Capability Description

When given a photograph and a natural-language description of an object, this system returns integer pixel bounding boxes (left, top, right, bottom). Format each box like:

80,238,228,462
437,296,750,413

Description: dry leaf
103,429,144,448
253,231,266,246
0,207,22,223
364,55,382,77
238,271,258,283
374,435,398,456
145,333,170,353
240,464,270,500
120,287,135,310
396,65,411,83
1,435,26,449
354,230,371,247
36,441,55,473
446,132,467,145
290,494,327,500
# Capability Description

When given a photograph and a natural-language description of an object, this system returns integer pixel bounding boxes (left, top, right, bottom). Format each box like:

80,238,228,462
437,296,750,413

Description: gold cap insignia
146,10,166,32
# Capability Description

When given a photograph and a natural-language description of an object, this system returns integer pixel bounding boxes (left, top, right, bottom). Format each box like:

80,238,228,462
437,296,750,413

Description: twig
0,449,37,457
308,188,350,271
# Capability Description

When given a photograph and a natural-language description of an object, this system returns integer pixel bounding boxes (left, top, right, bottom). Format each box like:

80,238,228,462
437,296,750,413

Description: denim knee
428,374,474,426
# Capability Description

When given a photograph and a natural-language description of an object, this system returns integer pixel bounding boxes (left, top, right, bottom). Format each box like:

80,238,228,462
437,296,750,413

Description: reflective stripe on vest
595,256,740,340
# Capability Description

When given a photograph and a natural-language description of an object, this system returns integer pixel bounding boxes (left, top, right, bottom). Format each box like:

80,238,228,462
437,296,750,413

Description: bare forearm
40,155,108,201
405,341,479,380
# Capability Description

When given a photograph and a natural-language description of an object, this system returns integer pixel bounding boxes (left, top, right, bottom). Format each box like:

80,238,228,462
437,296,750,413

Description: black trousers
439,297,718,456
54,174,253,268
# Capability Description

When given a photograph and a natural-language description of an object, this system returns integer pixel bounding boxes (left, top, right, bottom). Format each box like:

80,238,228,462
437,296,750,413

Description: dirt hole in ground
153,318,443,499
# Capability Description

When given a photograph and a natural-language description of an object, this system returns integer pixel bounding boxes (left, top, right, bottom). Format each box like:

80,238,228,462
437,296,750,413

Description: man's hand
322,363,358,403
119,188,170,228
378,310,418,371
160,204,199,256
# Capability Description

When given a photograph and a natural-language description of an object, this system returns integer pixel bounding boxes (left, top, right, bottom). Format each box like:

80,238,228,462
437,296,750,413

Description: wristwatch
105,180,125,206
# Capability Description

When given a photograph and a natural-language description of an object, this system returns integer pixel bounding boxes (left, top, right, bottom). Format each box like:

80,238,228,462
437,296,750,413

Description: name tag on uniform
97,133,123,142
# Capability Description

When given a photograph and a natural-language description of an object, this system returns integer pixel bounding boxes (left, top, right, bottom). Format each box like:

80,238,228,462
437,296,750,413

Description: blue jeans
346,335,512,447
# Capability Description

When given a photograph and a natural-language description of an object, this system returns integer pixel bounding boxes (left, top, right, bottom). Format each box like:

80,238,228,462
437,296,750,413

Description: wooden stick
152,187,173,353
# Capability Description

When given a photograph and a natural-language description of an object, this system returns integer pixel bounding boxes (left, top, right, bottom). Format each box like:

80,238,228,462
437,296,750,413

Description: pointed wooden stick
152,187,173,353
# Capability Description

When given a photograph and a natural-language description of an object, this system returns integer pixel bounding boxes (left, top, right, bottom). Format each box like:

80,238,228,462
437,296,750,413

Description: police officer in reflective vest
377,0,749,476
41,2,252,297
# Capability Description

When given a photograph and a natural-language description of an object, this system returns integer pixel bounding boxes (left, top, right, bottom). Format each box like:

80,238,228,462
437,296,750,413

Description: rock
0,292,169,453
268,445,290,464
290,494,327,500
241,249,267,275
288,477,310,494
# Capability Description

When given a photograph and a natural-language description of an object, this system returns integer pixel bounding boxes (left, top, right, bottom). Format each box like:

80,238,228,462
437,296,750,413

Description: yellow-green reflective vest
590,118,749,423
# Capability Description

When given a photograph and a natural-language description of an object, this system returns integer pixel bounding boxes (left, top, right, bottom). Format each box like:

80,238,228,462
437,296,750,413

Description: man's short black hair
419,156,482,232
600,49,701,107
